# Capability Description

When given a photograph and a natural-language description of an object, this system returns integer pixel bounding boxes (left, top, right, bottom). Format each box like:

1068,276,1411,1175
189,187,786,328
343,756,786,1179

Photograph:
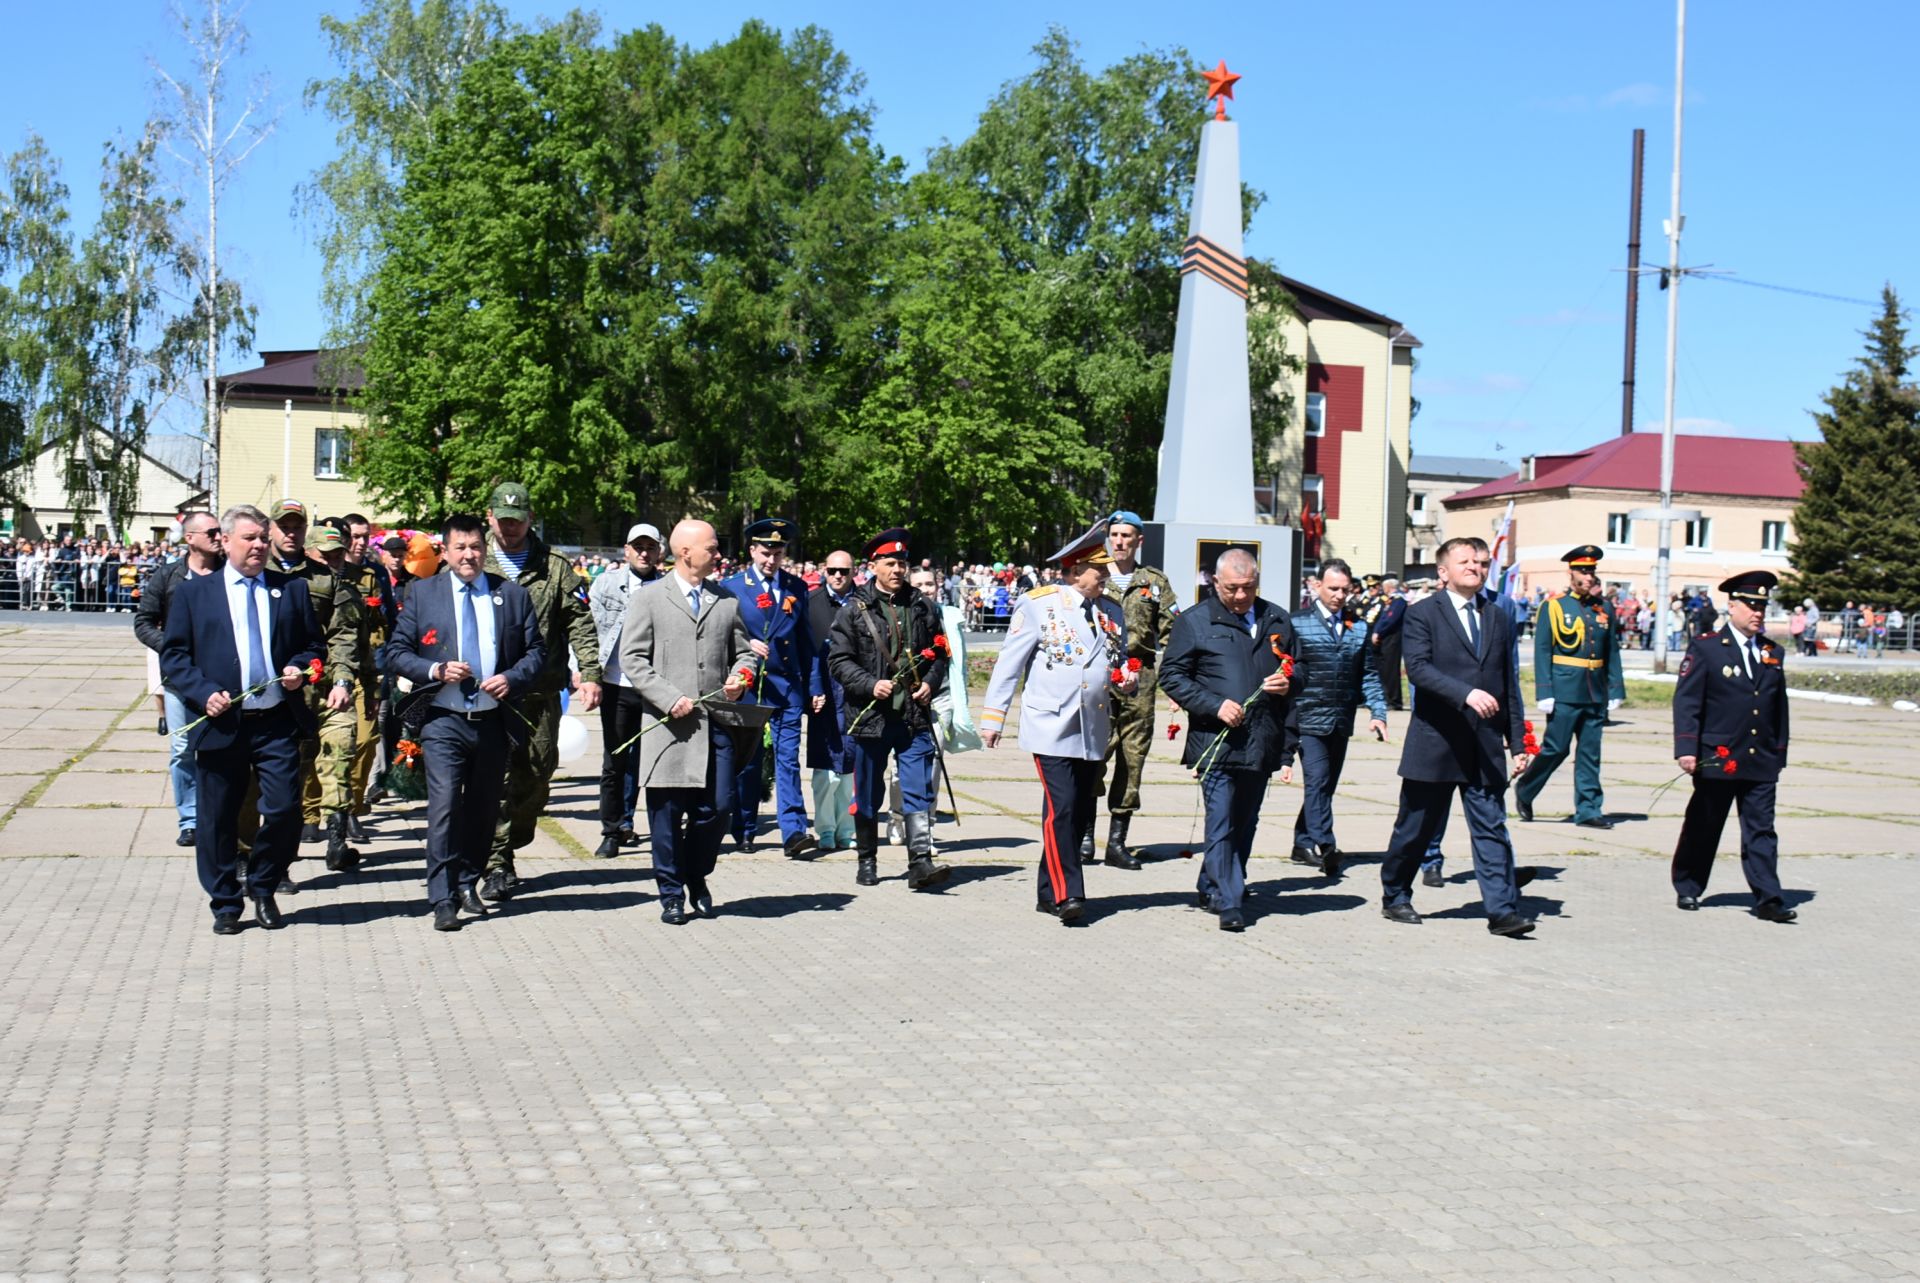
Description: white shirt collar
1446,587,1477,613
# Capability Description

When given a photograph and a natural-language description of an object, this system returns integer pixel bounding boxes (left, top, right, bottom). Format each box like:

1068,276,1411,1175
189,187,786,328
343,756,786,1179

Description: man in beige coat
620,520,754,925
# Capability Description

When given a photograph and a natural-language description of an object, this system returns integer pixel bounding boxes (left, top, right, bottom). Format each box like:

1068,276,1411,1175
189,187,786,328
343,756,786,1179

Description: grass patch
537,815,594,861
0,691,147,831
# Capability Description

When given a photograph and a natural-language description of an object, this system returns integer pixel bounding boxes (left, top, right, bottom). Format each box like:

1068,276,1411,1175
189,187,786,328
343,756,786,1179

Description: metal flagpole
1651,0,1688,676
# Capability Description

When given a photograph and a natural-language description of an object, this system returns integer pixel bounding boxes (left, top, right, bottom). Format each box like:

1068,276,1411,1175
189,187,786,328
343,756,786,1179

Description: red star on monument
1202,60,1242,120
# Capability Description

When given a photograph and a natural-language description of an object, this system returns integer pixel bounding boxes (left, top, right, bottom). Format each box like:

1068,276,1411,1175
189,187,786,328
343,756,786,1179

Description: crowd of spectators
1,535,169,612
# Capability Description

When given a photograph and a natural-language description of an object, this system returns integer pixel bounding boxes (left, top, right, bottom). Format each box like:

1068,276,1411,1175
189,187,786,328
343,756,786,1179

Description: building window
1410,490,1427,514
1761,520,1786,552
315,428,351,480
1301,474,1324,513
1606,513,1633,546
1305,392,1326,438
1682,516,1712,550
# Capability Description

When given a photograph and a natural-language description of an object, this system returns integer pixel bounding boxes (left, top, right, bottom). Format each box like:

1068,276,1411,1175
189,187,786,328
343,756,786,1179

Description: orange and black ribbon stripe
1180,235,1249,299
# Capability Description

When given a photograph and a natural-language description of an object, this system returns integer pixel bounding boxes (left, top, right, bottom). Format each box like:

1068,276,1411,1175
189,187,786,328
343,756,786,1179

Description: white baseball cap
625,523,663,545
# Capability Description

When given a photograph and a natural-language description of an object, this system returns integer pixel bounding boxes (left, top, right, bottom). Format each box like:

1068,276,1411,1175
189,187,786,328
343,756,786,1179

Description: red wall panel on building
1303,363,1366,520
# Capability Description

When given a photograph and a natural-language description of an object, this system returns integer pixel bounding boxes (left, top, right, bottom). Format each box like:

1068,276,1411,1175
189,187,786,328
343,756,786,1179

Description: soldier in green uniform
1093,510,1179,869
297,524,369,870
1515,544,1624,828
480,482,603,901
340,515,392,840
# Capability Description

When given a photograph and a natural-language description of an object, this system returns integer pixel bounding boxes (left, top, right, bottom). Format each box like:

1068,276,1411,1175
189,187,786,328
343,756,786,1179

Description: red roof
1444,433,1804,505
217,349,363,398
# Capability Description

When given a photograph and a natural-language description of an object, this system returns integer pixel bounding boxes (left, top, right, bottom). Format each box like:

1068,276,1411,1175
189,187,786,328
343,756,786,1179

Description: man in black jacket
134,512,224,848
1160,548,1294,932
1377,538,1537,936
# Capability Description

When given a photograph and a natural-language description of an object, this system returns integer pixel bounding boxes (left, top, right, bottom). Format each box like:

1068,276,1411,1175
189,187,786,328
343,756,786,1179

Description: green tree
1788,286,1920,607
0,135,73,497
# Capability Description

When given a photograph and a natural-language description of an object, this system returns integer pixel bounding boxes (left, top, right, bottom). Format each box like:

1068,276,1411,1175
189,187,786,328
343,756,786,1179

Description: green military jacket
1104,564,1179,664
276,555,363,687
485,534,602,695
341,559,385,681
1533,590,1625,706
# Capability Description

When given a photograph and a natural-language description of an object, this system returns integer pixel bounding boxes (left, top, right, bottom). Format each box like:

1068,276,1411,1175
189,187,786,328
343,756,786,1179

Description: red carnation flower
931,634,951,655
421,627,439,647
847,802,858,816
736,665,756,683
756,593,773,609
305,659,326,686
1166,723,1181,739
1110,667,1126,684
1127,657,1142,672
364,594,382,609
1714,745,1731,759
1524,720,1534,733
920,647,937,661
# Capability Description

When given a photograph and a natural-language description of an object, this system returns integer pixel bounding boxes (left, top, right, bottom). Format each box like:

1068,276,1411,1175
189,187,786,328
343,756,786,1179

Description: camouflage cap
487,482,532,521
269,499,306,521
306,525,346,552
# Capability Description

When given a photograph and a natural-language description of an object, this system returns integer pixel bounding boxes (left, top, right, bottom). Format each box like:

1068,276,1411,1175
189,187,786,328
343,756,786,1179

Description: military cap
306,525,346,552
1562,544,1603,568
1362,573,1382,588
381,535,409,558
746,517,797,547
1107,509,1145,531
1718,570,1778,607
487,482,532,521
269,498,306,521
1050,517,1114,569
865,527,910,561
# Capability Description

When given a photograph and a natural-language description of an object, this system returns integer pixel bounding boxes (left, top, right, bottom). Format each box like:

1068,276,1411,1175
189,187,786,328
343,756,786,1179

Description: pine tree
1787,286,1920,608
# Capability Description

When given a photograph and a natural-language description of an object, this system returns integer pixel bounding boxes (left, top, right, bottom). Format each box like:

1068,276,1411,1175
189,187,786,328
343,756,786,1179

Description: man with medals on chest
1515,544,1625,828
979,519,1137,925
1670,571,1798,922
720,518,824,859
1094,510,1179,871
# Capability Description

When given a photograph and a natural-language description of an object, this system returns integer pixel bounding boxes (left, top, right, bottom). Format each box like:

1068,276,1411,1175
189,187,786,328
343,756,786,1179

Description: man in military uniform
980,519,1136,924
721,518,823,858
1670,571,1797,922
480,482,603,901
341,514,394,838
266,499,310,575
1094,509,1178,870
1515,544,1624,828
296,524,369,871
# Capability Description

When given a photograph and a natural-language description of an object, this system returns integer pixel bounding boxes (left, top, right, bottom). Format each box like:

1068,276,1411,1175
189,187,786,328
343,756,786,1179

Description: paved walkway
2,619,1917,1281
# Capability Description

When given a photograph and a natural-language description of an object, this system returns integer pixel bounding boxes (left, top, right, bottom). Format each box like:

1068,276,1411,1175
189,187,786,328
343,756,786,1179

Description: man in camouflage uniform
481,482,602,901
341,514,394,838
1094,509,1179,869
296,524,369,871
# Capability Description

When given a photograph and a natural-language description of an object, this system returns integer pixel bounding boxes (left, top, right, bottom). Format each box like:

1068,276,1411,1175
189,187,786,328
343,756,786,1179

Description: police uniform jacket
719,564,814,709
1672,629,1789,782
1159,595,1294,773
1532,590,1625,706
980,584,1125,760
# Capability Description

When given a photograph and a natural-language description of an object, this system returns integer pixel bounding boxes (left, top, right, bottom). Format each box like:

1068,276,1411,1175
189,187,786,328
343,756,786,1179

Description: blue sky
6,0,1916,467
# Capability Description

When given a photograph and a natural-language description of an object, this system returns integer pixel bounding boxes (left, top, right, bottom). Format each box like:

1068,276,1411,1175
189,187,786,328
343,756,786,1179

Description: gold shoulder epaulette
1027,585,1059,599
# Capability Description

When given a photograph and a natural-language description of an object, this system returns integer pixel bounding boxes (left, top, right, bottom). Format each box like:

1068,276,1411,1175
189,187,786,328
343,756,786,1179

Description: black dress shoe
458,886,489,918
1077,831,1095,863
479,871,510,902
176,828,196,848
1516,795,1534,822
1290,846,1321,866
1382,902,1422,925
300,823,324,844
433,901,462,932
1753,899,1798,923
593,835,620,858
659,896,687,926
1487,912,1537,937
1421,866,1444,888
1676,894,1700,911
689,882,716,918
1195,891,1218,911
735,833,757,854
211,913,242,936
1055,897,1085,923
1576,816,1614,830
1515,866,1538,889
1320,847,1343,879
1218,907,1245,932
251,895,283,929
618,827,639,846
276,876,297,895
784,833,820,860
855,855,878,886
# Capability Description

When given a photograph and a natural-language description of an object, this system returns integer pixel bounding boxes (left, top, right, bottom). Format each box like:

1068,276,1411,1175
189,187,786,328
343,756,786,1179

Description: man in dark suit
805,549,859,852
161,505,325,934
1377,537,1538,937
1159,548,1294,932
383,514,546,932
1670,571,1796,922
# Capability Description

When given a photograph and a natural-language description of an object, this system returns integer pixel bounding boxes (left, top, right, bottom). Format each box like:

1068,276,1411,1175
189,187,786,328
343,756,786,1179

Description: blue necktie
244,577,269,702
460,582,481,705
688,585,700,617
1467,602,1482,657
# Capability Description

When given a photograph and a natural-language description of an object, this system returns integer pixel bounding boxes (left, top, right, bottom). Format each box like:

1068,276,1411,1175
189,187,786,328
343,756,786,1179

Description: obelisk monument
1144,62,1292,596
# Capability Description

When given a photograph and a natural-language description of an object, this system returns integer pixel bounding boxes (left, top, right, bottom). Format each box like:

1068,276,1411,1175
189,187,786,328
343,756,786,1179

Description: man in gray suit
619,519,753,925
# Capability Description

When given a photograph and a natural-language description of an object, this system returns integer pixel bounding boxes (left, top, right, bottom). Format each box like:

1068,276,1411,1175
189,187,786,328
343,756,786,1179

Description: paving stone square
0,618,1916,1281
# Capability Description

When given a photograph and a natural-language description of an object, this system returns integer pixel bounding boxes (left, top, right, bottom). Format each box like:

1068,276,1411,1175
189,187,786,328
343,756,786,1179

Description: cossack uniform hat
745,517,797,547
865,527,910,561
1562,544,1603,568
1050,518,1115,569
1718,570,1778,607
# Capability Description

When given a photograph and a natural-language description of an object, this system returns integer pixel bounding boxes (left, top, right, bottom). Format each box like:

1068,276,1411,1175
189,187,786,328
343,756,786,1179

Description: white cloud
1601,82,1664,108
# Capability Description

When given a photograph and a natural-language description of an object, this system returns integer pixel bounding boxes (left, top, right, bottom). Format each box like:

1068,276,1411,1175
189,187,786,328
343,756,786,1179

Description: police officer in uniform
980,520,1136,924
1516,545,1624,827
481,482,603,901
1670,571,1797,922
721,518,823,858
1094,509,1178,870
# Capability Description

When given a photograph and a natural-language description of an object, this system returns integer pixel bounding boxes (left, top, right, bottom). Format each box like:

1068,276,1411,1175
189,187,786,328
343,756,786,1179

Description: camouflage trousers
300,691,365,824
488,691,562,876
348,688,383,815
1098,665,1160,816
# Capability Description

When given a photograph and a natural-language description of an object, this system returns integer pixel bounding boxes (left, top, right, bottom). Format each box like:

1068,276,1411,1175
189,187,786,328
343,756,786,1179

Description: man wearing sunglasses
806,551,860,852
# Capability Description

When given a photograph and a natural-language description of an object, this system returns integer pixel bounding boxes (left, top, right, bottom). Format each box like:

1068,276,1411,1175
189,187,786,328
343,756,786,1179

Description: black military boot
1103,814,1140,869
854,816,880,886
324,812,360,872
904,812,950,890
1078,827,1095,864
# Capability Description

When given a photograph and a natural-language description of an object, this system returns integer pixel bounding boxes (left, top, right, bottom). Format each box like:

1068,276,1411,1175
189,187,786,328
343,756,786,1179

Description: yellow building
1443,432,1804,597
214,350,398,522
1257,278,1418,577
